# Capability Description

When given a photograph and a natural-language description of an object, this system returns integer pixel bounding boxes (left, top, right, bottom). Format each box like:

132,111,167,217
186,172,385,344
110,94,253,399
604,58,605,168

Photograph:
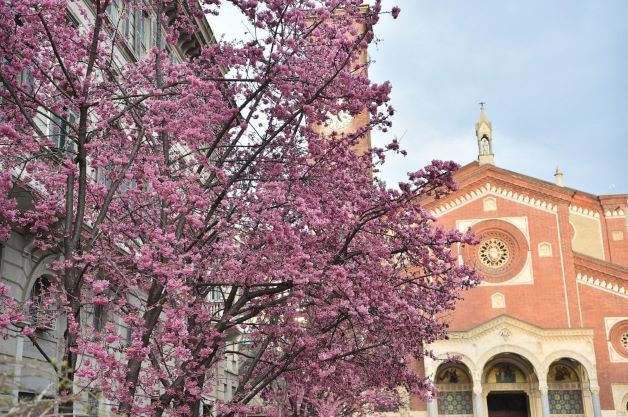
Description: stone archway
482,353,540,417
547,354,601,417
546,359,586,416
435,362,475,417
424,316,599,417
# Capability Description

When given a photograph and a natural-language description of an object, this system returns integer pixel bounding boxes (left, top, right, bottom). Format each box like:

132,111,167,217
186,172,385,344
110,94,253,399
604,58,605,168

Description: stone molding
569,205,601,219
425,315,597,386
430,182,558,217
447,315,593,341
604,208,625,219
576,273,627,298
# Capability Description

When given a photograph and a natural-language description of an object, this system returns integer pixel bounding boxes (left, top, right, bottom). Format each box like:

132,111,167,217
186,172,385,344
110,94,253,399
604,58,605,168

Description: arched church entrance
487,392,529,417
483,353,539,417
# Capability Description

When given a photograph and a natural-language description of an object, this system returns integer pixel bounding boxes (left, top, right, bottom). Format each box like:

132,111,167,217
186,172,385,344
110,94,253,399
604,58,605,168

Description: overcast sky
209,1,628,196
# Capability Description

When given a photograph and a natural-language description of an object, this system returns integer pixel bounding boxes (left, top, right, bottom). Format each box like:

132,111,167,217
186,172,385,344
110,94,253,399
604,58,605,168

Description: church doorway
487,392,529,417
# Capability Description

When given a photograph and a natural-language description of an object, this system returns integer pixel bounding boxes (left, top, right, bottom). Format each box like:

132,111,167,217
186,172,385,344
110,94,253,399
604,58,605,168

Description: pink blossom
0,1,479,416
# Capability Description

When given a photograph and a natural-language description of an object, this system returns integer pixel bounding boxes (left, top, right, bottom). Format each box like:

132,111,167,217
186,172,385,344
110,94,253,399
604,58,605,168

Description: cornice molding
569,205,601,219
604,208,625,218
447,315,594,341
576,273,627,298
430,182,558,217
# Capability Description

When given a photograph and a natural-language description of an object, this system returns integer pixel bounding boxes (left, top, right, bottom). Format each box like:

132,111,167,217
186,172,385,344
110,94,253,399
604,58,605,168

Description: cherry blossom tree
0,0,479,416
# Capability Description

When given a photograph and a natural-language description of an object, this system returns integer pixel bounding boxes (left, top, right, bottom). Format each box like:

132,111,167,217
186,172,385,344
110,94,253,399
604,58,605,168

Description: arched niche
435,362,474,416
481,352,539,398
485,362,526,384
436,363,473,385
541,351,595,384
477,345,543,383
481,353,539,417
547,359,586,416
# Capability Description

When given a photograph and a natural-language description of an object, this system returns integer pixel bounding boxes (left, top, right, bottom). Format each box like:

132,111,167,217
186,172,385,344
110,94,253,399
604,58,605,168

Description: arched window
29,277,55,331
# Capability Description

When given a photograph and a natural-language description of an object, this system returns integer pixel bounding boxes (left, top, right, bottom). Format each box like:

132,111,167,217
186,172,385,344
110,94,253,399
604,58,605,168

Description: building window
50,111,77,151
29,277,55,331
106,0,121,25
123,6,136,49
461,219,529,284
93,304,105,332
18,391,55,415
610,320,628,358
479,238,510,268
96,164,114,189
87,390,100,417
621,332,628,350
122,3,150,56
151,17,157,49
19,68,35,93
136,11,149,55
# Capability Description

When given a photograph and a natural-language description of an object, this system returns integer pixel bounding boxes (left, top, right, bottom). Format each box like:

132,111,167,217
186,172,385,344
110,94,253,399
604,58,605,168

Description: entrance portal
487,392,529,417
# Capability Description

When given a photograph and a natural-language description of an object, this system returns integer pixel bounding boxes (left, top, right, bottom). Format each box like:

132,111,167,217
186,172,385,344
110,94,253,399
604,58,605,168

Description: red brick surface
409,163,628,411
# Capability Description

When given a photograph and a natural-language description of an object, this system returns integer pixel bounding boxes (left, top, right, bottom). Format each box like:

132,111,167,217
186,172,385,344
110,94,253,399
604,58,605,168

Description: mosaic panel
437,391,473,415
549,390,584,414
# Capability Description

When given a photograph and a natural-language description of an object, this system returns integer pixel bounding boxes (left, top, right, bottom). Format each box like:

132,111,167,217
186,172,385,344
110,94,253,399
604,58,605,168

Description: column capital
473,386,483,396
590,385,600,395
538,384,549,394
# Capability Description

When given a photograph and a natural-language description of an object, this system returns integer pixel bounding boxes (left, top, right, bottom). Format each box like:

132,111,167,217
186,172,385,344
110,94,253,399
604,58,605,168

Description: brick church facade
399,107,628,417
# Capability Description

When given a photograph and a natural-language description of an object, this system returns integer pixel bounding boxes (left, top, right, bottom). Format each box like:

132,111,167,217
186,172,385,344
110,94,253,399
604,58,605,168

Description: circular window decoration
609,321,628,358
462,219,529,283
479,238,510,268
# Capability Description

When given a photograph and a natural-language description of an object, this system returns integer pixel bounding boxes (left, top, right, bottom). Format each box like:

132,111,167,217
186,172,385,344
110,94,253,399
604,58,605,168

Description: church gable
428,180,559,218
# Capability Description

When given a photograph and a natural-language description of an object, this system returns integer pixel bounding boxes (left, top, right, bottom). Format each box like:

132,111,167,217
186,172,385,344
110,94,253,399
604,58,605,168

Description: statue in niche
480,137,490,155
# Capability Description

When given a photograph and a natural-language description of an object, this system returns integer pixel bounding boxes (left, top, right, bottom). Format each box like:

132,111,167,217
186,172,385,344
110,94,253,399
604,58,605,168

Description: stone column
591,386,602,417
427,398,438,417
539,385,551,417
473,387,484,417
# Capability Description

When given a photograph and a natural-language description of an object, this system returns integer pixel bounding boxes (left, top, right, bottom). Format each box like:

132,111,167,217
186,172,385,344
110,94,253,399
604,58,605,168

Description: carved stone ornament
499,327,512,341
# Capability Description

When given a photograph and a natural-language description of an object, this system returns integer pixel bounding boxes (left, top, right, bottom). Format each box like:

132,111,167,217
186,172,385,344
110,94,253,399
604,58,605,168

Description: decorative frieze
569,205,601,219
576,273,627,298
604,208,625,218
430,182,558,217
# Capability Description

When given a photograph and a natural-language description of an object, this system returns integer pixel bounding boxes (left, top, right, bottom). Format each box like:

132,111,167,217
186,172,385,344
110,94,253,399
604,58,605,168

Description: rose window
478,238,510,268
609,321,628,358
461,220,529,283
